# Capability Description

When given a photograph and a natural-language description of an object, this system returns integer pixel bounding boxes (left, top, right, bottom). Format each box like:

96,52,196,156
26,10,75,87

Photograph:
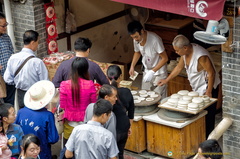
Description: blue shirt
4,48,48,90
0,34,13,76
6,124,24,157
15,107,59,159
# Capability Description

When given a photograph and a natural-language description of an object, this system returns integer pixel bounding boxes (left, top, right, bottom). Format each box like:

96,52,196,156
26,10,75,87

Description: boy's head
0,103,16,125
93,99,112,124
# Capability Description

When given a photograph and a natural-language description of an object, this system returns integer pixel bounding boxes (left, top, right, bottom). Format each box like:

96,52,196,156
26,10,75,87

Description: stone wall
222,16,240,159
11,0,47,58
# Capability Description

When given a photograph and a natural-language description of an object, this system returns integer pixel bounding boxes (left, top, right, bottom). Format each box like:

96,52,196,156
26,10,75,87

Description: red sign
111,0,225,21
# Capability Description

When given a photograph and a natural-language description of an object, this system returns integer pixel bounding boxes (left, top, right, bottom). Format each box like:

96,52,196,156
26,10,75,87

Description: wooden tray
158,98,217,114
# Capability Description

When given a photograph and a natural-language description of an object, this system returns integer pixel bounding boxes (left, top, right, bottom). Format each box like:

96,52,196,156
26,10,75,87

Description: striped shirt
0,34,13,76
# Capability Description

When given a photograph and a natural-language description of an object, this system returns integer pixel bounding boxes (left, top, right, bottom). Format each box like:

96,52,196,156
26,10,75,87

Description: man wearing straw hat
15,80,59,159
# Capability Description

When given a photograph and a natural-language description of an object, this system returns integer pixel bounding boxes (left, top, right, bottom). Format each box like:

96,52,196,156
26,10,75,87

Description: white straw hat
24,80,55,110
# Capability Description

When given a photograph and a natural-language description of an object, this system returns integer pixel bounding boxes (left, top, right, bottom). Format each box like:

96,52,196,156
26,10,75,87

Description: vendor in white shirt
158,34,221,138
127,21,168,99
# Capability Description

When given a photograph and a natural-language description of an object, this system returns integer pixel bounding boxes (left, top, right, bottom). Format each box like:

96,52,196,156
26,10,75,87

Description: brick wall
222,16,240,159
11,0,47,58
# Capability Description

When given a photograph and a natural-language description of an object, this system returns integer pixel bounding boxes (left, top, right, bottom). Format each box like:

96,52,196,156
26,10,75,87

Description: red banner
111,0,225,21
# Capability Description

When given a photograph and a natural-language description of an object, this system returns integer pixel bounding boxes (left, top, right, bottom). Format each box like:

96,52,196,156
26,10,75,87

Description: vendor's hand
129,67,135,77
143,70,155,82
204,91,212,98
157,79,168,86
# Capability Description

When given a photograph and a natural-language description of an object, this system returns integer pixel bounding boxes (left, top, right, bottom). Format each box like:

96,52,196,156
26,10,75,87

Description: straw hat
24,80,55,110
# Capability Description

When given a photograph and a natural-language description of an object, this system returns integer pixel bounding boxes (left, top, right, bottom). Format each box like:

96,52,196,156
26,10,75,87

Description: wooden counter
124,116,146,153
143,111,207,159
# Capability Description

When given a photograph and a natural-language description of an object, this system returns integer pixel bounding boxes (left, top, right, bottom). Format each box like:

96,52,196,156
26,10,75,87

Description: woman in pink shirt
60,57,97,144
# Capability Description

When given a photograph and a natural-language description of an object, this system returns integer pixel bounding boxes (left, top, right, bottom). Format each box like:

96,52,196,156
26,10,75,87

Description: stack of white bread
165,90,211,111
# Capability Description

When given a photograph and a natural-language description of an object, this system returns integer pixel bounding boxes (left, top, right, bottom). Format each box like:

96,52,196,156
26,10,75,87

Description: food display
43,52,75,64
43,51,75,80
159,90,217,114
131,90,160,104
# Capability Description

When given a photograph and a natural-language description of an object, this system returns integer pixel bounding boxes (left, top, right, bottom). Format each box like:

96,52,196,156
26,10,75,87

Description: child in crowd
19,134,41,159
0,103,24,159
107,65,135,159
15,80,59,159
0,115,12,158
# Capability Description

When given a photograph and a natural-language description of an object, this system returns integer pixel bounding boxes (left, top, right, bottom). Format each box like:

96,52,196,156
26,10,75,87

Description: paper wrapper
130,71,139,81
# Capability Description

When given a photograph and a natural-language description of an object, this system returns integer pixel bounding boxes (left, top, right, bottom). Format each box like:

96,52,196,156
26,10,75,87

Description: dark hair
93,99,112,117
70,57,90,106
199,139,223,159
23,30,39,45
0,115,4,135
99,84,117,99
22,134,40,156
0,103,13,118
127,20,143,35
107,65,122,88
74,37,92,52
0,12,6,19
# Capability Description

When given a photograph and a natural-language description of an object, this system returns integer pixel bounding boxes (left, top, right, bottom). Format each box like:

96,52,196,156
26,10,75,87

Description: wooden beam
58,9,129,41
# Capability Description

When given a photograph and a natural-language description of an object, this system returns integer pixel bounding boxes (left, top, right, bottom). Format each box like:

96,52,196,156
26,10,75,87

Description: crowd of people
0,8,224,159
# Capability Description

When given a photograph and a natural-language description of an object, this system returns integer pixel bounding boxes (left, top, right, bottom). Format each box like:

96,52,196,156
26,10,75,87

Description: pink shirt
60,78,97,122
0,133,12,159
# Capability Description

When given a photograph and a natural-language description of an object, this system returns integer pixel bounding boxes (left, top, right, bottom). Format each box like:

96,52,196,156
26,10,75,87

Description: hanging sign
111,0,225,21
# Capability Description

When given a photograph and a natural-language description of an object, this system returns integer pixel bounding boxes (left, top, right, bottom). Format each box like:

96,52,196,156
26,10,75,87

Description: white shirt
4,48,48,91
183,44,220,95
66,121,119,159
133,31,167,75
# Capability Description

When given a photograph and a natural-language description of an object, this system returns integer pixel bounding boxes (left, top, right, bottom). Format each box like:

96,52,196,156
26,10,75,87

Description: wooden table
143,111,207,159
124,116,146,153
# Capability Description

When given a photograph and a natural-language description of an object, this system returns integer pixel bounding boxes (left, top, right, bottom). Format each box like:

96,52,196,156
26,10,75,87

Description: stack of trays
171,93,182,99
188,91,199,97
202,95,211,104
162,90,214,112
177,90,189,96
177,100,190,109
192,98,204,109
187,103,199,111
166,98,179,107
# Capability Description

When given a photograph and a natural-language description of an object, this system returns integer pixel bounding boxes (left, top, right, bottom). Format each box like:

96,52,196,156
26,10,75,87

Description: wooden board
158,98,217,114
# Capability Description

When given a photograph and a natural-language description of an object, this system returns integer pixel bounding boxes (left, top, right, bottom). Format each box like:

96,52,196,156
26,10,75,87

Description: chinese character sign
111,0,225,21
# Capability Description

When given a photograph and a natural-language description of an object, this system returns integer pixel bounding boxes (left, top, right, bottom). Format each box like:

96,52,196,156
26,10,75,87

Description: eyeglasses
0,22,8,28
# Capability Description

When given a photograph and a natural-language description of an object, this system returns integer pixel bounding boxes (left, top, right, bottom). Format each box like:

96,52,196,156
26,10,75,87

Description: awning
111,0,225,21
